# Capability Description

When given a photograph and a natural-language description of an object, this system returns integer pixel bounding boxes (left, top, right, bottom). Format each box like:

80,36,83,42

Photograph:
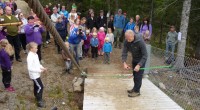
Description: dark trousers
104,52,110,63
2,68,11,88
91,46,98,58
46,31,50,41
7,35,21,60
56,36,65,53
84,48,89,57
37,45,42,61
33,78,44,102
132,63,145,93
19,33,27,51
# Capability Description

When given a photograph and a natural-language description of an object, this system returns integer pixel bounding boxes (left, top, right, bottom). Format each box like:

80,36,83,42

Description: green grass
48,86,64,98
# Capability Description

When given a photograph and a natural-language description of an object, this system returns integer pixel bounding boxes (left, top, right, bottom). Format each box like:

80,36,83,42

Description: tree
176,0,191,67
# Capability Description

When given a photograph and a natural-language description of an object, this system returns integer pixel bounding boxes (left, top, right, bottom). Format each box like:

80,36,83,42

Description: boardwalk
82,48,183,110
83,77,183,110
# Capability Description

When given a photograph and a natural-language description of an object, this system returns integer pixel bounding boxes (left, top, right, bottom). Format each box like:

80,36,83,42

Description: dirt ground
0,40,86,110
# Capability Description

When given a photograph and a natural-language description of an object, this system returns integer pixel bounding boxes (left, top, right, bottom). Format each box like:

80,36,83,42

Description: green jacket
166,31,178,45
2,15,19,36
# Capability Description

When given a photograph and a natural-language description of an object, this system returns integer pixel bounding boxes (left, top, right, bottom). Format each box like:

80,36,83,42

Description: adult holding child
140,17,152,42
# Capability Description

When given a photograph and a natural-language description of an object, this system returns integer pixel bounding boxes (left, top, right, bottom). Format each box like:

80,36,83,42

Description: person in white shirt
18,12,28,54
26,42,47,108
51,7,60,26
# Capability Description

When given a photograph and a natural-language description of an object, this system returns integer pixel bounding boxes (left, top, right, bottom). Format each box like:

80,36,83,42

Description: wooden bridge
82,48,184,110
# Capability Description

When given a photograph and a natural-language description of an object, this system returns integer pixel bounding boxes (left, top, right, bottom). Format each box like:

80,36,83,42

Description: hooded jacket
122,35,147,66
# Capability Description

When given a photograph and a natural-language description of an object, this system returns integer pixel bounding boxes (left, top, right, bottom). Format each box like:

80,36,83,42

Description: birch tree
176,0,191,68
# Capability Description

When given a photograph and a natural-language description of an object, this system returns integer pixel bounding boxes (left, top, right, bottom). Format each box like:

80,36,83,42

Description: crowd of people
0,1,170,108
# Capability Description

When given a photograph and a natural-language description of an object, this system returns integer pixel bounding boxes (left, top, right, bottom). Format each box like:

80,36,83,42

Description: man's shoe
16,59,22,62
37,100,46,108
127,89,134,93
128,92,140,97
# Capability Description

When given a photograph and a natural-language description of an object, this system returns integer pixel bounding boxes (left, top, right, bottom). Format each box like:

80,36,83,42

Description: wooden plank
83,78,183,110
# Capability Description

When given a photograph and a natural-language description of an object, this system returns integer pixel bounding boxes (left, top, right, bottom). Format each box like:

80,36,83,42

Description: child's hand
4,29,7,32
41,68,47,72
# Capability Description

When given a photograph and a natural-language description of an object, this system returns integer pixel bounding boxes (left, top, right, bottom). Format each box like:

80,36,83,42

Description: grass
67,92,79,110
48,86,64,99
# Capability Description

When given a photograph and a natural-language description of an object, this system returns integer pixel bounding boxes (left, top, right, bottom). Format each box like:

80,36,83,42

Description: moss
48,86,64,98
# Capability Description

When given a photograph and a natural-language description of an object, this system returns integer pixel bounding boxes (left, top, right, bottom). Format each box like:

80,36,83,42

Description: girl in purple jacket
0,39,15,92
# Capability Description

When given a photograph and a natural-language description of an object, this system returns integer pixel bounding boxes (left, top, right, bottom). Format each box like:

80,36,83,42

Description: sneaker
6,86,15,92
128,92,140,97
37,100,46,108
127,89,134,93
16,58,22,62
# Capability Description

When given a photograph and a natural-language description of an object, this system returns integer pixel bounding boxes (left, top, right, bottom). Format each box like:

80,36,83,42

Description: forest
40,0,200,59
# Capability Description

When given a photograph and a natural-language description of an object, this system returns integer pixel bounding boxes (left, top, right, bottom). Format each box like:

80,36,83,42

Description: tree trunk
175,0,191,68
150,0,154,23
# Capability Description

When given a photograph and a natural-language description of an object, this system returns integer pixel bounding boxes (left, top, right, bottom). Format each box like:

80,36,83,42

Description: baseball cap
27,16,34,20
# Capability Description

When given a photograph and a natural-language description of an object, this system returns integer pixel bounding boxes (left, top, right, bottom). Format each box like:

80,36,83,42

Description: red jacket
44,8,51,16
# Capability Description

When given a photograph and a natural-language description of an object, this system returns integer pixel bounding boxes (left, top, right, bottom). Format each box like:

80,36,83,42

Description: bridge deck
83,77,183,110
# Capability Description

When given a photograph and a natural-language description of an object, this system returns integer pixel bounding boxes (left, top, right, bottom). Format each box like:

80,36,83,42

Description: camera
79,29,83,35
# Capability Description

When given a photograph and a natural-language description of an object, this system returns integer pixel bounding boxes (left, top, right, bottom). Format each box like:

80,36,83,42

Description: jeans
66,60,72,70
104,52,110,63
69,43,79,65
165,42,175,60
114,28,123,47
78,41,83,58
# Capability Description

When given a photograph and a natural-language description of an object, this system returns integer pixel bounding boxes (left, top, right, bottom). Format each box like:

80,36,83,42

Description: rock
0,93,8,103
73,78,84,92
158,82,166,90
72,77,78,83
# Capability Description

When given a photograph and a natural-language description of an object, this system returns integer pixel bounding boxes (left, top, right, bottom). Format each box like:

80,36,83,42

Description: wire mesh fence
148,46,200,110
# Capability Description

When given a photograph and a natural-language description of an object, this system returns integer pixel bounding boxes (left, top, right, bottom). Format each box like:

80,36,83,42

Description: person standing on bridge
122,30,147,97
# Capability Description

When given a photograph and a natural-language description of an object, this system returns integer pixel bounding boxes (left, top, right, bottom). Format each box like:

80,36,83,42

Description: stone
73,78,84,92
0,93,8,103
158,82,166,90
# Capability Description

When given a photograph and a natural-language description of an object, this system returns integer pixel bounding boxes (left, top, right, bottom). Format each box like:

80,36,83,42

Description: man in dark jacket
96,10,106,29
86,12,96,31
122,30,147,97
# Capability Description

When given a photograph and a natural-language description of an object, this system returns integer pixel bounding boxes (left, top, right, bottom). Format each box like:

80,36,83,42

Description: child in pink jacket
97,27,106,55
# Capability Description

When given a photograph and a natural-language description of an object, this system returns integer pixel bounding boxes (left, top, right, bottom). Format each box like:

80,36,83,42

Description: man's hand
134,65,140,72
123,62,131,70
